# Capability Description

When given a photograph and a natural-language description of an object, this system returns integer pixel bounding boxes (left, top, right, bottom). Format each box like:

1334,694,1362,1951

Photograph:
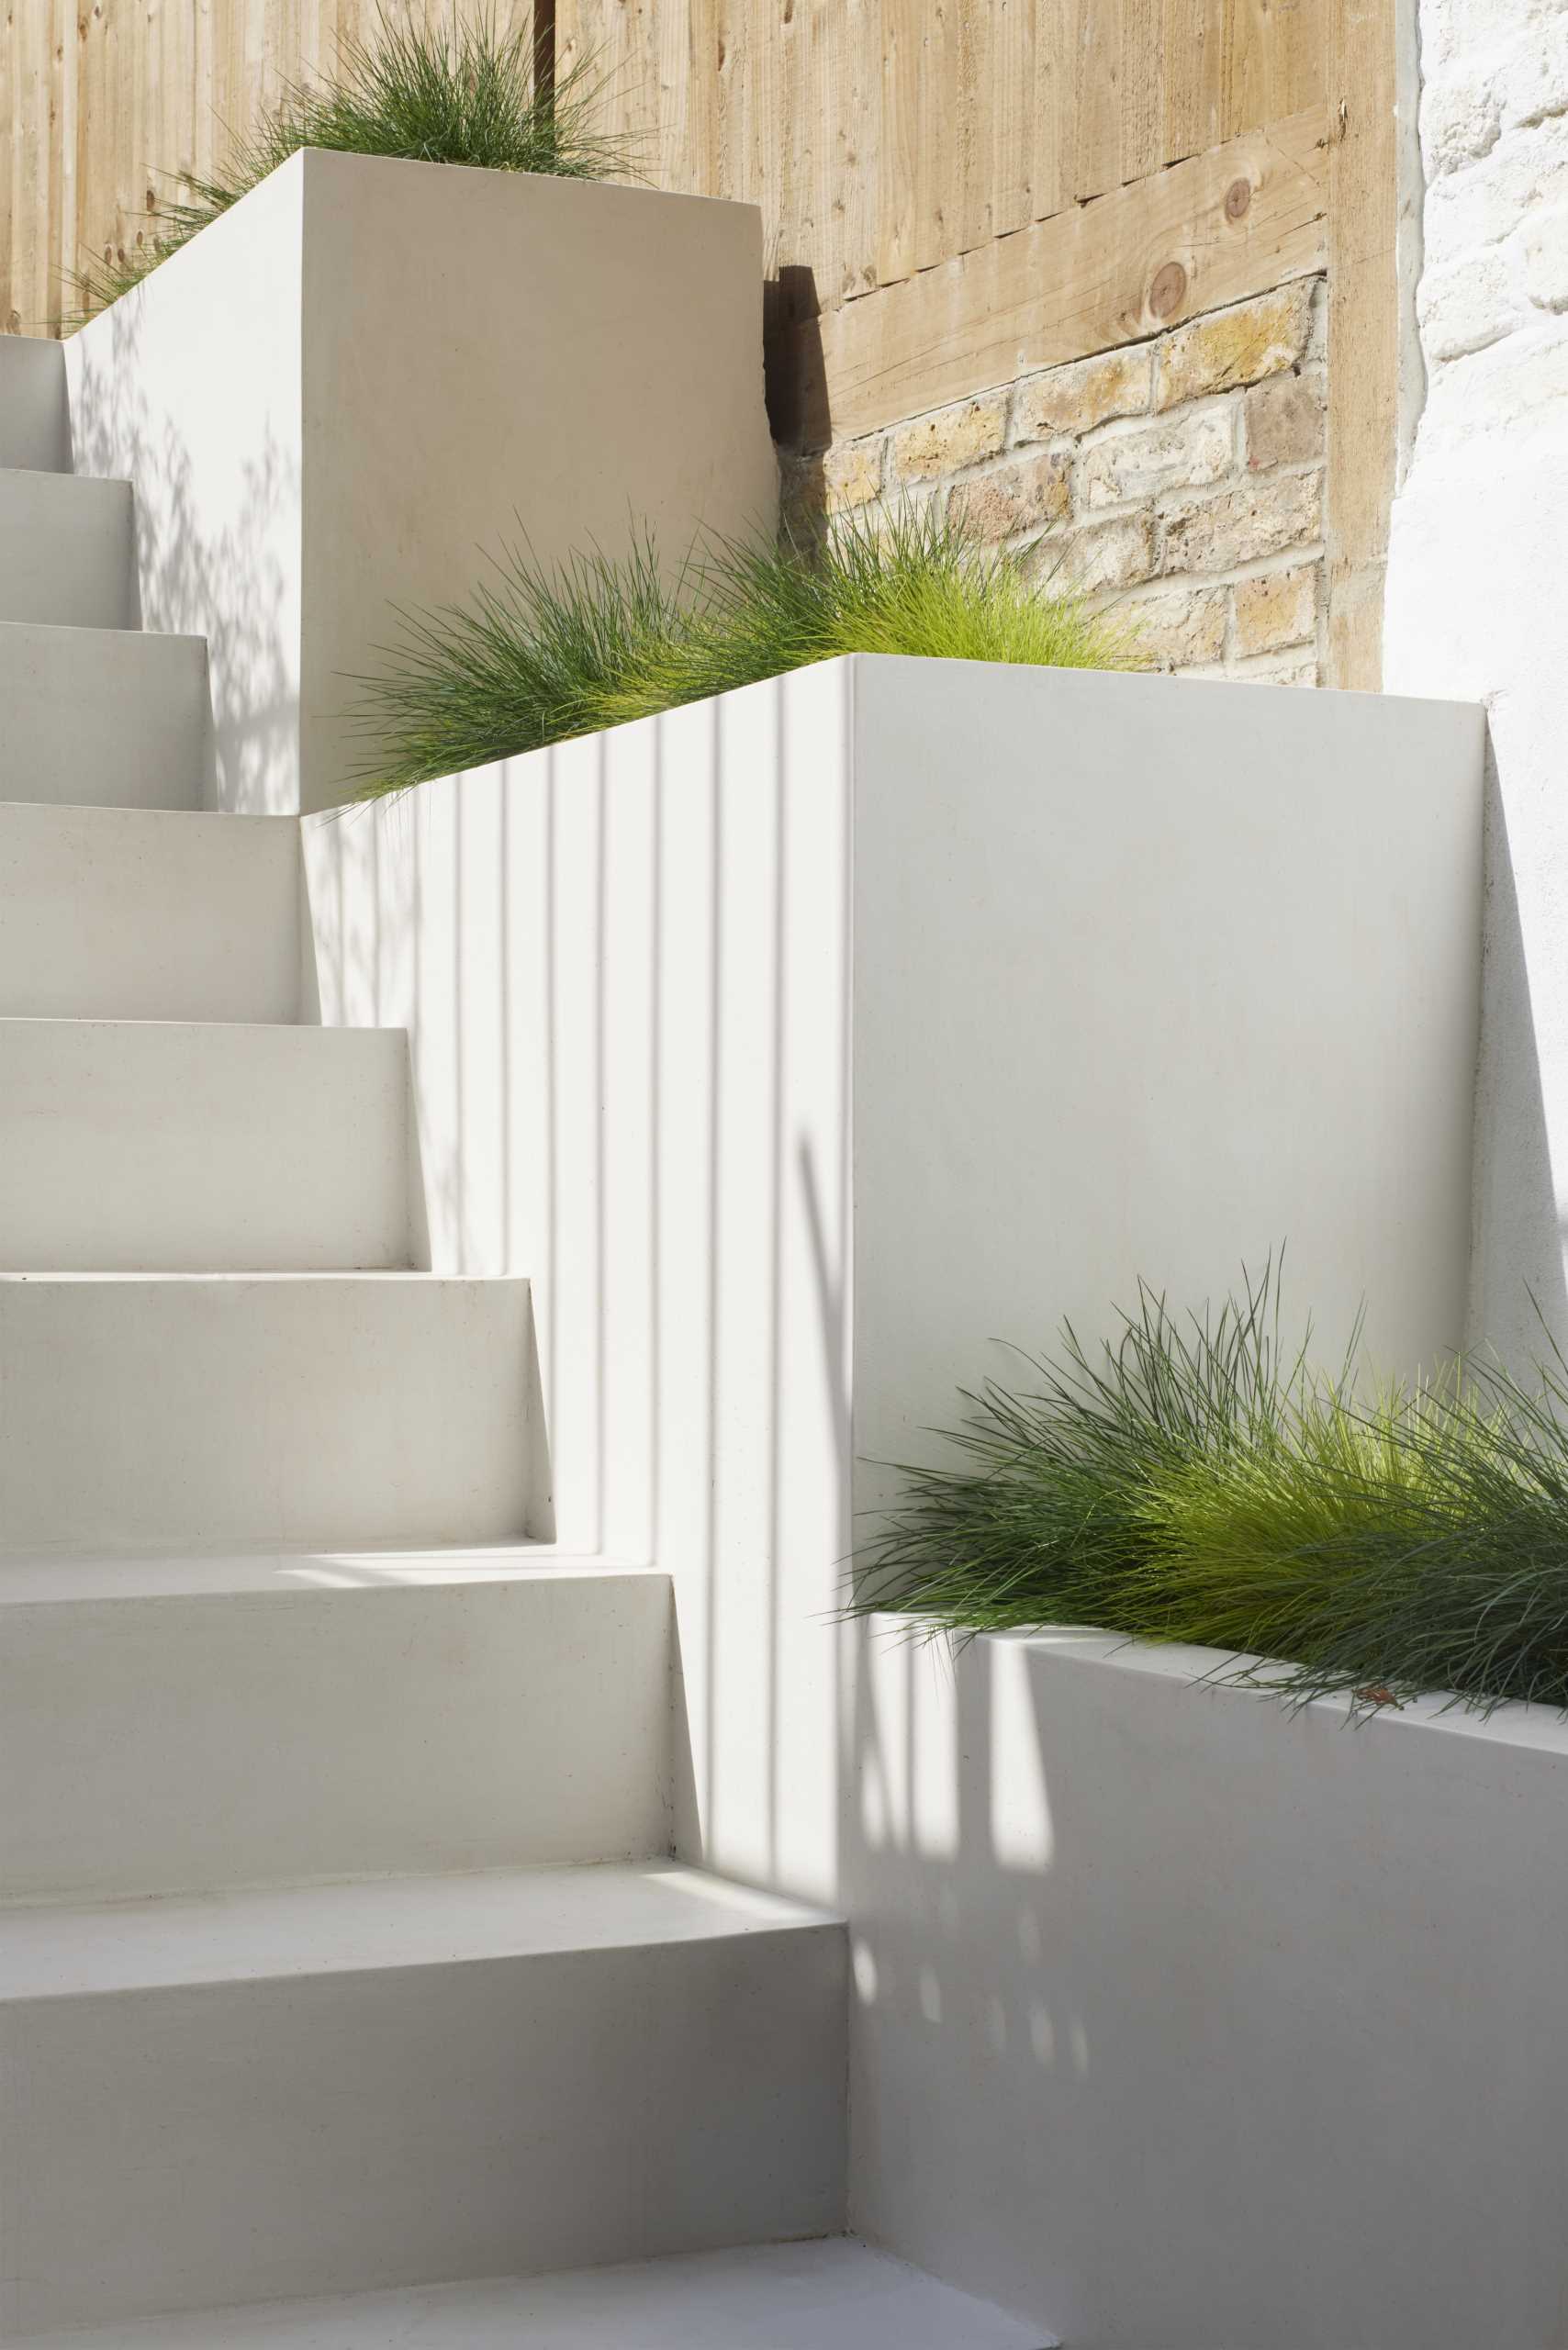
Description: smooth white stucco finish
0,470,135,629
66,152,778,815
0,1019,412,1270
0,621,208,809
0,804,302,1023
308,655,1483,1579
0,1863,846,2333
1385,0,1568,1367
0,333,70,472
849,1627,1568,2349
0,1274,543,1553
11,2241,1049,2350
306,656,1484,2344
847,659,1481,1512
0,1569,673,1901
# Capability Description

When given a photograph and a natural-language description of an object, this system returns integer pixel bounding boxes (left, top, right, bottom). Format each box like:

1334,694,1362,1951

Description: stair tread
0,464,129,488
0,800,288,830
0,613,202,646
0,1863,840,2000
0,1543,655,1604
4,2240,1051,2347
0,1013,396,1035
0,1269,507,1284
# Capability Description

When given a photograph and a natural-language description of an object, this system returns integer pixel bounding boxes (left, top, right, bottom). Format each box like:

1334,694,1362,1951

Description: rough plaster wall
784,281,1330,688
1384,0,1568,1370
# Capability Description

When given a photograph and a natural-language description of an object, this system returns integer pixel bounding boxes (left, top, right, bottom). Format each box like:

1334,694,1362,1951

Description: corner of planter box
67,151,779,817
846,656,1484,1530
293,152,779,812
64,155,309,815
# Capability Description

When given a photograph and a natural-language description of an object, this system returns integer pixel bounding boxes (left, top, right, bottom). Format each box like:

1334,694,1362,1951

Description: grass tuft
346,503,1145,795
852,1265,1568,1717
71,8,629,318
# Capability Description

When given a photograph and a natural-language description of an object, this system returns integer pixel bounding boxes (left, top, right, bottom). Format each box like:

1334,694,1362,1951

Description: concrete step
0,337,70,473
0,621,207,809
0,1864,846,2335
0,1019,412,1270
6,2240,1052,2347
0,468,135,627
0,1555,672,1902
0,802,300,1022
0,1274,541,1554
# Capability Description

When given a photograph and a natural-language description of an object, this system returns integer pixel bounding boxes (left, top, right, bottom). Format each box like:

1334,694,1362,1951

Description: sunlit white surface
10,2239,1050,2349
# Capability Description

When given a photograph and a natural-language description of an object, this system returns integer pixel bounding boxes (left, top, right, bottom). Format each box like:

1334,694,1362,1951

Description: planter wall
65,152,778,816
850,1622,1568,2349
304,655,1484,2344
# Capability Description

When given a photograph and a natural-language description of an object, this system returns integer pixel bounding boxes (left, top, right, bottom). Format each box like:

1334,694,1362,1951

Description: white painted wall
306,656,1484,2340
848,1626,1568,2349
65,153,778,816
1385,0,1568,1368
0,330,71,472
66,160,304,814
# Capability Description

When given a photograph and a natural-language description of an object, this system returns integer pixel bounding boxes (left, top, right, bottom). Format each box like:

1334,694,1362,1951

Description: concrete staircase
0,335,1045,2347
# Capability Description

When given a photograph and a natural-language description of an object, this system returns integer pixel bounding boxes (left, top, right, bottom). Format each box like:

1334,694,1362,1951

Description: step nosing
0,615,207,645
0,464,130,487
0,1863,846,2002
0,1014,406,1035
0,2240,1048,2349
0,1269,526,1282
0,1551,664,1602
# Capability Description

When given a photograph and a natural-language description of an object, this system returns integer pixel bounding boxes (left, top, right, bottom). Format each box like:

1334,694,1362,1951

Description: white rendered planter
306,654,1485,2346
65,153,778,815
308,653,1483,1560
850,1620,1568,2349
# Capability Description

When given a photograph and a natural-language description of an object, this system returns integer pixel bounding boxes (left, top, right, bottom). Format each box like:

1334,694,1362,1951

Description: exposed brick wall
784,277,1327,688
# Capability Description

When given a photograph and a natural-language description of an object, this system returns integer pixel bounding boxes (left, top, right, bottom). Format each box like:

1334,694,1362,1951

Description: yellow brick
1030,512,1158,594
1233,562,1319,656
1161,471,1323,575
1081,410,1233,510
890,393,1010,482
1122,585,1228,667
1244,373,1327,471
822,440,884,510
1013,347,1153,442
1154,283,1316,410
949,452,1071,541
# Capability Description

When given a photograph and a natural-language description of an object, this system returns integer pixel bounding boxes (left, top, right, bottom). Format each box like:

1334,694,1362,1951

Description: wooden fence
0,0,1396,681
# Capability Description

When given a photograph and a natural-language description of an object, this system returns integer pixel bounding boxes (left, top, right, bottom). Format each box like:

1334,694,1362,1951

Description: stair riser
0,1279,541,1553
0,805,301,1023
0,472,136,629
0,340,71,475
0,1929,847,2334
0,1576,673,1901
0,624,207,811
0,1022,411,1271
0,2244,1051,2350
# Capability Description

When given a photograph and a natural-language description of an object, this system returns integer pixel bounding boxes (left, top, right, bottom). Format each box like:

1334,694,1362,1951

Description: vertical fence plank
953,0,993,254
1162,0,1226,163
1072,0,1123,201
873,0,918,289
834,0,879,297
1122,0,1164,180
15,0,1330,327
990,0,1034,241
1326,0,1396,688
911,3,953,274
